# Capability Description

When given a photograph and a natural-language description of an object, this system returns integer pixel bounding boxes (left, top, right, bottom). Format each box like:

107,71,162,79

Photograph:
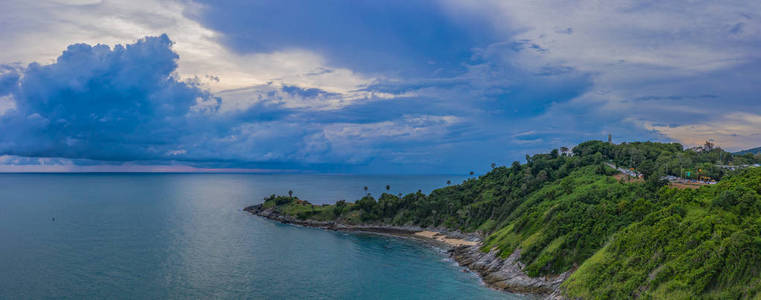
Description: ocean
0,173,520,299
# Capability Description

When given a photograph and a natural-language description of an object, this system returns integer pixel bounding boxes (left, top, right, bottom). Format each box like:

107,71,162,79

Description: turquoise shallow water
0,173,520,299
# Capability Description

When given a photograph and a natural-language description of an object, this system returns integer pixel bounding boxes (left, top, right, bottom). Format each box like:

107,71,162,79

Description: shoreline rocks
451,245,570,299
244,204,568,299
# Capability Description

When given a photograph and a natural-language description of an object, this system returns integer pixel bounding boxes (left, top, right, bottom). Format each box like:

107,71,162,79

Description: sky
0,0,760,173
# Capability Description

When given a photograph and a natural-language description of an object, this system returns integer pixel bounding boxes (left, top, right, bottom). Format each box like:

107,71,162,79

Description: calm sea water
0,173,520,299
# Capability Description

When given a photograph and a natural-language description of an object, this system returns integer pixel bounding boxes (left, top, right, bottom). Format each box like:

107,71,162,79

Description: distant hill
735,146,761,155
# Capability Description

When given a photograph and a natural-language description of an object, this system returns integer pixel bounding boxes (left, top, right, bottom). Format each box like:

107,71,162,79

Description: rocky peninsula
243,142,761,299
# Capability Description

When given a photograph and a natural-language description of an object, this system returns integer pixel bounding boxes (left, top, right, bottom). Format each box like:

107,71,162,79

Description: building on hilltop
560,147,574,157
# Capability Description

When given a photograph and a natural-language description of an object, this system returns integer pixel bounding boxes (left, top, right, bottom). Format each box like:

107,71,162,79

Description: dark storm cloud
0,35,220,161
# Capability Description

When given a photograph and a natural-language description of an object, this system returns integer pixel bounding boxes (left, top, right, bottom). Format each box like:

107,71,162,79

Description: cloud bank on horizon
0,0,759,173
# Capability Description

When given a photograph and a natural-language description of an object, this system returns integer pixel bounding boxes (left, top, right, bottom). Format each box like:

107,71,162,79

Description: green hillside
256,140,761,299
564,167,761,299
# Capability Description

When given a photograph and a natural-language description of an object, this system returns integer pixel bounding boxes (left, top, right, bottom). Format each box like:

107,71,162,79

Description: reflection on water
0,173,518,299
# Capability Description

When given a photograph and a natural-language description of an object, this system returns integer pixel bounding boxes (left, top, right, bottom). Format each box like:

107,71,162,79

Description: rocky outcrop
451,245,570,299
244,204,570,299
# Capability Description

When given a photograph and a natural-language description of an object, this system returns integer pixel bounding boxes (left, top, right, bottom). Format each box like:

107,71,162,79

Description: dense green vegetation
259,140,761,299
578,140,757,180
565,168,761,299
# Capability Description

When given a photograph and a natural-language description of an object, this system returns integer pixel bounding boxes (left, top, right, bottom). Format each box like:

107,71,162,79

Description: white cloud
440,0,761,147
200,115,462,164
0,0,388,108
216,82,400,112
443,0,761,74
300,115,461,163
322,115,461,141
644,113,761,151
3,0,759,171
0,95,16,116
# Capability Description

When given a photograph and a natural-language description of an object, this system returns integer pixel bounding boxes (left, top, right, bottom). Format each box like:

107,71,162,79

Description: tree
491,163,497,169
386,185,391,191
334,200,347,217
447,180,452,185
356,195,379,220
364,186,368,193
470,171,475,176
537,170,548,182
288,190,293,198
638,160,655,179
511,161,521,171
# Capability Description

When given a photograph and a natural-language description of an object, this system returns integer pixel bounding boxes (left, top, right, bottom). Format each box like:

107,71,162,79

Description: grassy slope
564,167,761,299
482,166,659,276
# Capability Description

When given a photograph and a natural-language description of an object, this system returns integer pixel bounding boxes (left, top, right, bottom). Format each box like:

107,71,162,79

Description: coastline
244,204,568,299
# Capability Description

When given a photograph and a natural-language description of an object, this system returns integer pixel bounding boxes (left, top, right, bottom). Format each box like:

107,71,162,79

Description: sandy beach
413,230,479,247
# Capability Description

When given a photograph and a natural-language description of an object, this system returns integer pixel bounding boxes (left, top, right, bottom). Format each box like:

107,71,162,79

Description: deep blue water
0,173,520,299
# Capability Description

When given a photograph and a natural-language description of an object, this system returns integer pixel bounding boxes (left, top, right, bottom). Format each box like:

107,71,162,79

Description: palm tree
288,190,293,199
386,185,390,191
469,171,474,176
491,163,496,169
363,186,368,193
446,180,451,185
